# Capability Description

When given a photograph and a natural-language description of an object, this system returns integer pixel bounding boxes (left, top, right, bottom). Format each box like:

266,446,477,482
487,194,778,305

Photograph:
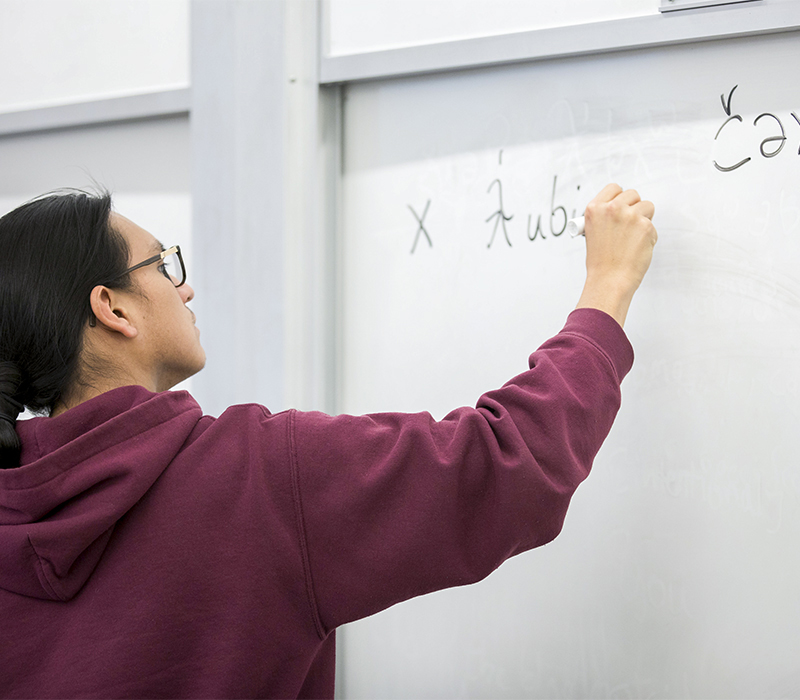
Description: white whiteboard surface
325,0,653,56
338,31,800,698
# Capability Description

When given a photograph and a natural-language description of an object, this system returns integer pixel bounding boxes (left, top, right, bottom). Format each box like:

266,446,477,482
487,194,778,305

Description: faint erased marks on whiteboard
642,453,787,533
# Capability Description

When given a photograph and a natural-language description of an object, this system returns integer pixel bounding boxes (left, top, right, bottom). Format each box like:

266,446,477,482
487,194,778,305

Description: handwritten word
408,200,432,254
714,85,800,172
486,178,513,247
485,149,514,247
483,150,578,248
407,153,580,253
484,168,577,247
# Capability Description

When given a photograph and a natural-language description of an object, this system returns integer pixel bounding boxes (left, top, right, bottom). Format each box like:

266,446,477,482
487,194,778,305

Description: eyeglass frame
120,245,187,288
88,245,186,328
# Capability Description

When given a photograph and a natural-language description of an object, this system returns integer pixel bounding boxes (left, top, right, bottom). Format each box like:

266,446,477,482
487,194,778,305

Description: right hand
575,184,657,327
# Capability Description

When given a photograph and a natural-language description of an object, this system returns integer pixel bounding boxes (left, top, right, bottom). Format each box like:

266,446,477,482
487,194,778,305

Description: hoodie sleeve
289,308,633,634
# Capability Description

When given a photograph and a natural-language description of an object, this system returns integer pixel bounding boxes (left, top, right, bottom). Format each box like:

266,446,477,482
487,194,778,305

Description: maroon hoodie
0,309,633,698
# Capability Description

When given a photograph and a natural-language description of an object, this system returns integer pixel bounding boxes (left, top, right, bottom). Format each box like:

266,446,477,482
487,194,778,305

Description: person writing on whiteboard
0,183,655,698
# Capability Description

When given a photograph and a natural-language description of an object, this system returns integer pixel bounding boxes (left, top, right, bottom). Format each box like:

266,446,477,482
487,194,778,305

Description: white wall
0,0,189,111
324,0,654,56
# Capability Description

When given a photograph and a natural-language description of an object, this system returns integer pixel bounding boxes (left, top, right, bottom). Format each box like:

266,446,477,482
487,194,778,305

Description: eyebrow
149,241,165,256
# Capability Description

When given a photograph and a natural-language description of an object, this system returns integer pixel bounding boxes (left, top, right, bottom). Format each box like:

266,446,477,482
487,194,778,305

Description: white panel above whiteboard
325,0,654,56
338,30,800,699
320,0,800,84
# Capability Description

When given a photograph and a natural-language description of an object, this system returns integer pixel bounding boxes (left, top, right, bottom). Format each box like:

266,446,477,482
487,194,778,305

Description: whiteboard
338,31,800,698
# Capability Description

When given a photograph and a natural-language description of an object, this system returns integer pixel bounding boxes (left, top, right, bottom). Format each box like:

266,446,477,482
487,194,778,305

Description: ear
89,286,139,339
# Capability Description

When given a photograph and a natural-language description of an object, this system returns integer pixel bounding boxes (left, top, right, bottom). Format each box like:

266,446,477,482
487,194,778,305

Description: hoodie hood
0,386,203,601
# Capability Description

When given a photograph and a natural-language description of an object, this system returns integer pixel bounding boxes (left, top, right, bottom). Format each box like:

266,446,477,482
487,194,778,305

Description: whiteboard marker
566,216,585,237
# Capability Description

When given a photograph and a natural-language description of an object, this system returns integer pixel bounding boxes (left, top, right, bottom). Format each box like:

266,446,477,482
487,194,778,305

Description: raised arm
289,184,657,632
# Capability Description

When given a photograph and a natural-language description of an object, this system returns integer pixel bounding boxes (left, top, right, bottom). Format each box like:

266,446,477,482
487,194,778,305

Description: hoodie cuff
560,308,635,382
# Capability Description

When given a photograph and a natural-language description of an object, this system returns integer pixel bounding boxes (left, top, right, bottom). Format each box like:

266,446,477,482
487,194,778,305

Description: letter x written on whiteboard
660,0,761,11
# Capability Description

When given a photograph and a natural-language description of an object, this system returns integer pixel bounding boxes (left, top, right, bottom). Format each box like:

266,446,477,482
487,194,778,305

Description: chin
185,342,206,378
185,357,206,383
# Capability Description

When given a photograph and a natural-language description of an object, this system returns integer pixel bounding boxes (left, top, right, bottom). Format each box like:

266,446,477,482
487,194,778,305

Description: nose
179,282,195,304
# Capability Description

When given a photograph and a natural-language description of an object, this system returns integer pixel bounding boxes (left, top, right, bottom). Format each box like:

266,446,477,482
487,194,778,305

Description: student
0,183,655,698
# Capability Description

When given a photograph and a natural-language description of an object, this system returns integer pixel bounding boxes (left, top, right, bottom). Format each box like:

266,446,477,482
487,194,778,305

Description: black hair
0,189,133,469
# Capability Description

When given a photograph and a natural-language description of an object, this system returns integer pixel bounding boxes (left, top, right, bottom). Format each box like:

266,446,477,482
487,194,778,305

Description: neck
52,367,158,417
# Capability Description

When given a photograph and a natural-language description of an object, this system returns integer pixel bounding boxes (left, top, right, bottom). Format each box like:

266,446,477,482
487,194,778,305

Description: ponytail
0,362,23,469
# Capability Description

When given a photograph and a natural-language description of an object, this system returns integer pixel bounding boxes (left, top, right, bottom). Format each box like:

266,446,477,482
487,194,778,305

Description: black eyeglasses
89,245,187,328
121,245,186,288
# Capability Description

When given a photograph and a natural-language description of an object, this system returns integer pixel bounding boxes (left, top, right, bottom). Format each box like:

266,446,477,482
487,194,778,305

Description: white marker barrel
566,216,586,237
